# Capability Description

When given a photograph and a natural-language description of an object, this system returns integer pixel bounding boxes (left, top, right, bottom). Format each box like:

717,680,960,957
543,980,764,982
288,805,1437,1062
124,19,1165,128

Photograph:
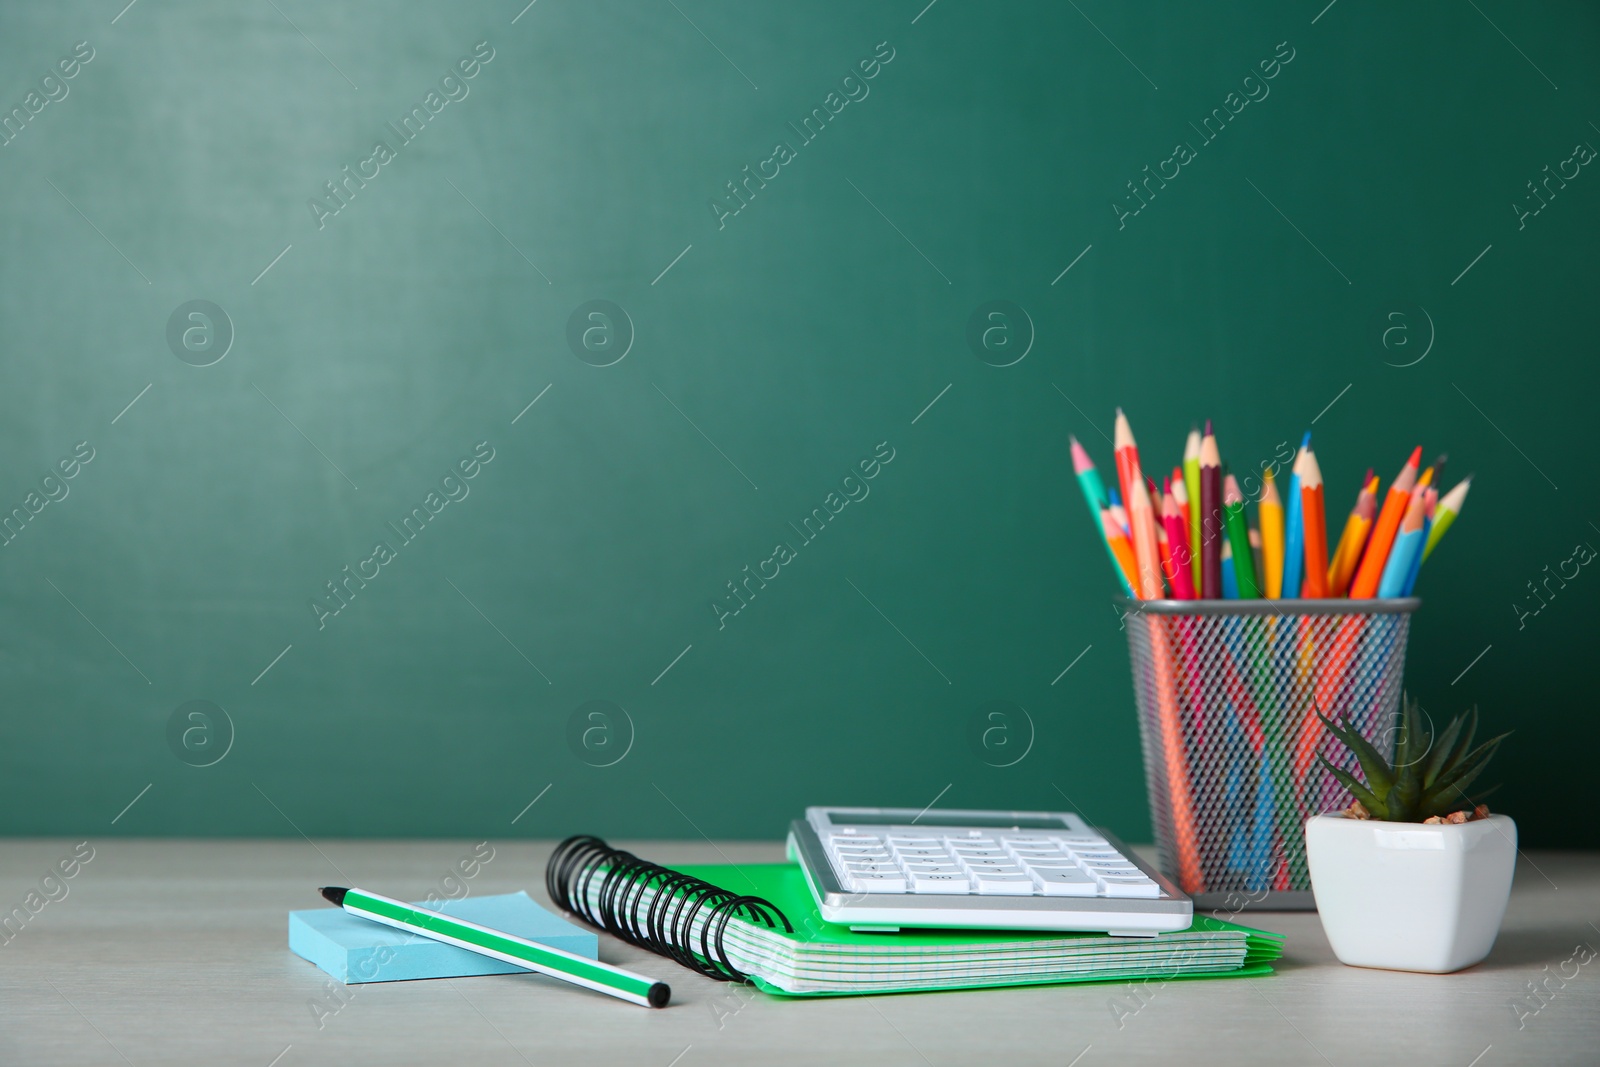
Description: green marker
320,886,670,1008
1221,473,1260,598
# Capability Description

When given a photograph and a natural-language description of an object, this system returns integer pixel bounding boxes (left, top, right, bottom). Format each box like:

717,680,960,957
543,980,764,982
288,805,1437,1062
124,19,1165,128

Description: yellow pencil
1259,468,1284,599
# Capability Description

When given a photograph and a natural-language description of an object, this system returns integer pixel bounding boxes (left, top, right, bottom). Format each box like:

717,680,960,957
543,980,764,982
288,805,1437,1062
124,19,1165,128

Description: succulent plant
1317,694,1509,823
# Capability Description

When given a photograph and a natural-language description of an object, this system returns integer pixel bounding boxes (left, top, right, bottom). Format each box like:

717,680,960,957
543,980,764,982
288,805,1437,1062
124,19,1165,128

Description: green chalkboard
1,1,1595,847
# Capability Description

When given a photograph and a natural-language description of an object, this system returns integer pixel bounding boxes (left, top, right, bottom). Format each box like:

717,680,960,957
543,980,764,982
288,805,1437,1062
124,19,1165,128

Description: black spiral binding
546,835,793,983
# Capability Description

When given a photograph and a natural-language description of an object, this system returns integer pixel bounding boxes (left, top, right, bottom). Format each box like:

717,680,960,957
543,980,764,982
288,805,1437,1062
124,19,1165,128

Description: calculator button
1098,877,1161,898
893,848,950,859
1019,859,1081,870
961,859,1026,872
848,874,909,893
951,849,1007,860
972,873,1036,895
1033,869,1099,896
842,863,900,876
906,873,972,893
902,862,962,875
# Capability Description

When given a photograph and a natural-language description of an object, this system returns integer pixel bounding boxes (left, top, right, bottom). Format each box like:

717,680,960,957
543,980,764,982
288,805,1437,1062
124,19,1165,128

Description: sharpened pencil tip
1203,418,1213,435
320,887,349,906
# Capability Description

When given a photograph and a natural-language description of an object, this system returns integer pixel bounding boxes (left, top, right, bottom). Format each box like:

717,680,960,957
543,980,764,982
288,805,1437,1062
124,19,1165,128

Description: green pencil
320,886,670,1008
1421,474,1471,562
1221,473,1260,598
1183,426,1203,591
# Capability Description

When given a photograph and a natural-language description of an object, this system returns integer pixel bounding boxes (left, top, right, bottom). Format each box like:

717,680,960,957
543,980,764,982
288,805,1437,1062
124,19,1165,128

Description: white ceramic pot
1304,812,1517,973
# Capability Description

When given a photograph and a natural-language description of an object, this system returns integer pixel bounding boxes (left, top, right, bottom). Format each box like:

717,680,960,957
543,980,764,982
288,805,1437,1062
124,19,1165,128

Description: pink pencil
1162,478,1197,599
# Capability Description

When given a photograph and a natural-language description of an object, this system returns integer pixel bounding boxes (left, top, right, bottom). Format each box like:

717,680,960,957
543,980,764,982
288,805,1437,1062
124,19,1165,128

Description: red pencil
1299,447,1329,598
1113,408,1140,528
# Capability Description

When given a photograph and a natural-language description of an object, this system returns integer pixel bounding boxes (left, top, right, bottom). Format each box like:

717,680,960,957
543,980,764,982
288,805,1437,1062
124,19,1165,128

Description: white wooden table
1,839,1594,1066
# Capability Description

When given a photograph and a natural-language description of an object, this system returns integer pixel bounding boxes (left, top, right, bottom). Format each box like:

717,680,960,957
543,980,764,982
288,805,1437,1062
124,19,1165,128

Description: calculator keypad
824,829,1161,898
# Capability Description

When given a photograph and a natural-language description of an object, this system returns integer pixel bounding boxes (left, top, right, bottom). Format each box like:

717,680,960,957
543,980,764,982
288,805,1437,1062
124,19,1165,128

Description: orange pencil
1349,446,1422,599
1326,470,1372,595
1127,469,1165,599
1299,447,1329,598
1101,509,1139,593
1328,475,1378,597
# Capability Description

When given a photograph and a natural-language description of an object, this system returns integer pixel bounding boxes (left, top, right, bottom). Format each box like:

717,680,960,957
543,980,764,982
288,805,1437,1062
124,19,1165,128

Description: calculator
788,806,1192,936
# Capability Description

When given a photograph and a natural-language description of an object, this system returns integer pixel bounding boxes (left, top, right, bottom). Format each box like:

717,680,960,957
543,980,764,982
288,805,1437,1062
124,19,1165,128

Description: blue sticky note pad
289,891,598,983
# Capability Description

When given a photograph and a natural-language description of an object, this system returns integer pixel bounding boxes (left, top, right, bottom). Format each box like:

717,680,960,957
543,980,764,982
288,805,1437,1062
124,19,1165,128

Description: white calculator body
789,807,1191,936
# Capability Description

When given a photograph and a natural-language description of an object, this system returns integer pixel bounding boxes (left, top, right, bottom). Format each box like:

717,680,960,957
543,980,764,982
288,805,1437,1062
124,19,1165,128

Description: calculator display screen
834,812,1070,830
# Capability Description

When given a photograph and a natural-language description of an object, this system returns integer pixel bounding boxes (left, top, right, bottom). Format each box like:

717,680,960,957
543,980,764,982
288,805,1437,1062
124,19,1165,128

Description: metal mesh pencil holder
1119,598,1418,910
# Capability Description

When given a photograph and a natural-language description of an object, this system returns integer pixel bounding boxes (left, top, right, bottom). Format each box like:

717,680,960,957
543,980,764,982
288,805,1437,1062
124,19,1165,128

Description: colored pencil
1183,427,1203,590
1113,409,1139,527
1281,432,1310,598
1109,489,1130,536
320,886,670,1008
1071,436,1134,596
1327,471,1375,597
1402,486,1436,596
1156,515,1173,593
1127,467,1165,599
1422,475,1472,562
1350,446,1422,598
1170,466,1192,562
1199,422,1223,599
1101,509,1140,593
1249,526,1264,591
1298,446,1329,599
1259,468,1285,599
1220,536,1240,599
1377,483,1427,597
1222,474,1259,598
1162,478,1196,599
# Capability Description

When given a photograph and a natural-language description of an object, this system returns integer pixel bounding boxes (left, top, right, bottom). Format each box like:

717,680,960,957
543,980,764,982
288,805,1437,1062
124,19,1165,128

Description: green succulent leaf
1430,733,1511,799
1421,710,1466,790
1317,755,1382,814
1386,767,1421,821
1393,695,1420,775
1319,699,1508,824
1317,710,1394,798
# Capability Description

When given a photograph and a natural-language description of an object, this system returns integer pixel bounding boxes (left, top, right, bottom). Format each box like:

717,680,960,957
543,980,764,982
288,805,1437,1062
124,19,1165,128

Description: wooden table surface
1,839,1595,1066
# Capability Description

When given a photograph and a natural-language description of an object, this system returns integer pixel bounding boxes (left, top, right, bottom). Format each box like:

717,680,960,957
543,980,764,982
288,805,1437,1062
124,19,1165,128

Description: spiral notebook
546,837,1283,997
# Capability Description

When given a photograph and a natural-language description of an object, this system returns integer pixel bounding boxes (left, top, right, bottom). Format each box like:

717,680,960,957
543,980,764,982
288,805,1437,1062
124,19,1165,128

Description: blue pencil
1281,432,1310,599
1401,488,1436,596
1379,486,1426,597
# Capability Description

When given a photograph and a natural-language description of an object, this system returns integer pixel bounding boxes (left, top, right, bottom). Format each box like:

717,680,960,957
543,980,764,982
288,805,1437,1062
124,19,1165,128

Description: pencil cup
1118,598,1418,910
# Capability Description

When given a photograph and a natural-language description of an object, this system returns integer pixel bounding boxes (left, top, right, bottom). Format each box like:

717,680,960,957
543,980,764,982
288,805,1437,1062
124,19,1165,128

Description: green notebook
628,863,1283,997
